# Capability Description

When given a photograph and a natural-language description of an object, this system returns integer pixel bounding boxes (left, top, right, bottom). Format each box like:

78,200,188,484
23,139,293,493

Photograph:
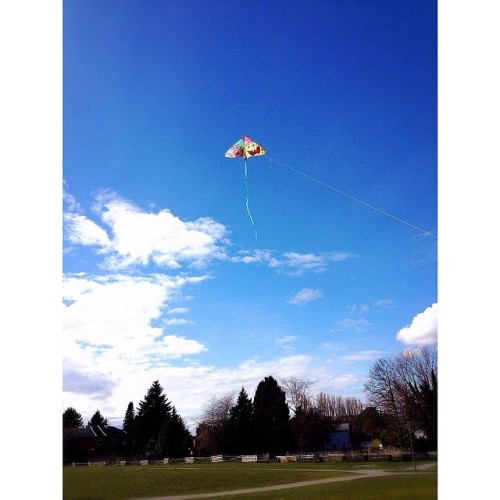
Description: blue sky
62,0,438,430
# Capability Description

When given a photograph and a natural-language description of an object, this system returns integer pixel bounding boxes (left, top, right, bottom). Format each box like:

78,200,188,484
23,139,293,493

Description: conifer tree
253,376,293,454
88,409,108,428
157,407,192,458
135,380,172,455
227,387,255,454
63,407,83,429
123,402,135,430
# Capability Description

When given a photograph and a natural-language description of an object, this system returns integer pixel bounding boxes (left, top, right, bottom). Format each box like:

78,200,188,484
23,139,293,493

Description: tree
400,363,438,450
157,408,192,458
227,387,255,454
63,407,84,463
63,407,83,429
199,391,236,425
396,344,437,449
194,391,236,455
290,406,330,452
253,376,293,455
280,376,314,415
364,344,438,449
313,393,364,424
123,402,136,434
286,392,364,452
364,357,406,446
135,380,172,456
122,401,137,452
351,406,387,447
88,409,108,428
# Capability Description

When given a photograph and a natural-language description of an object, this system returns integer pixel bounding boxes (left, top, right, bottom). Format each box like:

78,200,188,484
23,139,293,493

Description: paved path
134,463,437,500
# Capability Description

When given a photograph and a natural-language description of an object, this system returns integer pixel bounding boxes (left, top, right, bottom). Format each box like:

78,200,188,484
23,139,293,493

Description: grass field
63,460,437,499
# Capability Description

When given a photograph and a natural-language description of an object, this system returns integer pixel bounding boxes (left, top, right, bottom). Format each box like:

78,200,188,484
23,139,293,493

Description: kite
225,136,266,240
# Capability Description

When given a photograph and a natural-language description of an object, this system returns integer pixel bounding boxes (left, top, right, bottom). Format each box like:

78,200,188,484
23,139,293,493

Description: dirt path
134,463,437,500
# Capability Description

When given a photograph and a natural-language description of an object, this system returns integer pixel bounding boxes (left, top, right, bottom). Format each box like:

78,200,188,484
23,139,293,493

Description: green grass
209,474,437,500
63,461,437,499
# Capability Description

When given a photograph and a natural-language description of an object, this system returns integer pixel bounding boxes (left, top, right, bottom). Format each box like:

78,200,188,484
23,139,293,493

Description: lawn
63,460,437,499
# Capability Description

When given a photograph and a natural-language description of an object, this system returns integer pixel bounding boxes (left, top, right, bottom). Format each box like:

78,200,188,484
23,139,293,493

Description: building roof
334,423,350,432
64,425,125,439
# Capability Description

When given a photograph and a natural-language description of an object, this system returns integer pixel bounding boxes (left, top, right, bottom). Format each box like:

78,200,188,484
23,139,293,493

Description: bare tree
344,397,365,420
280,376,314,415
313,393,363,423
194,391,236,455
198,391,237,426
364,344,437,448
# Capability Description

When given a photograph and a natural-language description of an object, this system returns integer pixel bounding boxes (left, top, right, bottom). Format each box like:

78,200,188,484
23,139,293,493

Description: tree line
63,344,437,459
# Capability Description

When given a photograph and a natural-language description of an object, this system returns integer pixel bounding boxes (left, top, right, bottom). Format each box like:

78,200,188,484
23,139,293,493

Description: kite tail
244,159,258,240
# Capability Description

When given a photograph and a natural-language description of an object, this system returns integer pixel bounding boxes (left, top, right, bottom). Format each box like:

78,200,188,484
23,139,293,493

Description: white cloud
275,335,298,345
151,335,206,359
167,307,189,315
275,335,298,352
236,249,281,267
234,249,351,275
64,212,111,247
282,251,350,272
287,288,323,306
163,318,192,326
396,303,438,345
331,318,370,333
63,273,208,367
63,189,82,212
346,304,370,315
64,189,229,269
339,350,385,362
375,299,395,309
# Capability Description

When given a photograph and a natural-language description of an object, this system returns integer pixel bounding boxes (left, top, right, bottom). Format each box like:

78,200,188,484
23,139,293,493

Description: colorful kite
225,136,266,240
225,136,266,160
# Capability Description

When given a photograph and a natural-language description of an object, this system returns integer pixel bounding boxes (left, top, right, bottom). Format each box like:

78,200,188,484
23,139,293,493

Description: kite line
267,156,437,239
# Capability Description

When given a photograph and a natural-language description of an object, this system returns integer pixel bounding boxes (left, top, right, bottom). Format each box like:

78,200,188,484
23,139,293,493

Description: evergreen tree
135,380,172,456
227,387,255,454
88,409,108,428
123,401,137,453
123,402,136,433
157,408,192,458
63,407,83,429
253,376,293,455
63,407,84,463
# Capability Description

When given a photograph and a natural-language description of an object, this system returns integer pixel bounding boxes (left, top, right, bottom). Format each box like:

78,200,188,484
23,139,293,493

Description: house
63,425,127,461
325,423,351,450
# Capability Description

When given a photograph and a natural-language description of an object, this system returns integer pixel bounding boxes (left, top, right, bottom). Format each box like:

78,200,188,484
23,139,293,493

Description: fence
72,449,436,466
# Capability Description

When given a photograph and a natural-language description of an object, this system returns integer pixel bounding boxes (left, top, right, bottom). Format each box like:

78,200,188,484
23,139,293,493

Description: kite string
267,156,437,239
244,158,258,240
